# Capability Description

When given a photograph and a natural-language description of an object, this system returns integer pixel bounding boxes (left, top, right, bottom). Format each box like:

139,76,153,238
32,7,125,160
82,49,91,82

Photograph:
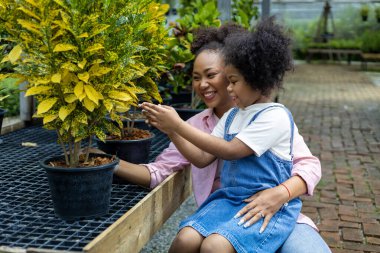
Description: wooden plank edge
83,166,192,253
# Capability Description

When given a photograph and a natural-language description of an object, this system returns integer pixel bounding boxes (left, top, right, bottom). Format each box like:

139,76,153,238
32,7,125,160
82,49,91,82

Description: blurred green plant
0,78,19,116
361,30,380,53
231,0,258,29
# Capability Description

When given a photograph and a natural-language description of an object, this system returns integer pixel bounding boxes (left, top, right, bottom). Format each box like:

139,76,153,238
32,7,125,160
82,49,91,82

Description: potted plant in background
0,0,169,220
375,5,380,23
361,4,369,21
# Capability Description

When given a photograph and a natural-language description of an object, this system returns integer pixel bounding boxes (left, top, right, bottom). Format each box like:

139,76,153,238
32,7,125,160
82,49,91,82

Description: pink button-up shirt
143,108,321,229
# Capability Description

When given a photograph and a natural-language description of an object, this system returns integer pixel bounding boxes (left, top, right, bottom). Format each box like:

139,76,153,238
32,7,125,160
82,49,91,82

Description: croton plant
0,0,171,167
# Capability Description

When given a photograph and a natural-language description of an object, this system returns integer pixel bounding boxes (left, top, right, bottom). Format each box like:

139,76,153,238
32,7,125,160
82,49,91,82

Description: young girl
142,18,304,253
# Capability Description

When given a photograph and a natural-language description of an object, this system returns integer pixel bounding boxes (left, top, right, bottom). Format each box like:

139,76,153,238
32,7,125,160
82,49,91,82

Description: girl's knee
169,227,203,253
201,234,235,253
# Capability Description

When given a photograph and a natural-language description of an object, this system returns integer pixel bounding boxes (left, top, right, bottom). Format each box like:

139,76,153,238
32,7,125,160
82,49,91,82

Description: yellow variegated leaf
78,32,89,38
61,70,78,84
51,73,61,83
74,111,87,124
78,59,87,69
64,94,77,103
1,55,9,63
33,77,51,85
17,19,42,37
8,44,22,64
83,97,95,112
17,6,41,20
52,29,65,40
89,24,110,38
108,91,132,102
43,114,58,124
53,43,78,52
84,85,103,105
37,98,58,114
24,0,38,8
61,61,78,71
74,82,84,98
59,103,76,121
91,67,112,76
84,43,104,53
25,86,52,96
78,72,89,83
103,99,113,112
91,59,104,65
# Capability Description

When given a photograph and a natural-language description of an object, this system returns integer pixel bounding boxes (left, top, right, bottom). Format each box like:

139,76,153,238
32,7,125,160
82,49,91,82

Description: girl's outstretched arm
141,103,255,162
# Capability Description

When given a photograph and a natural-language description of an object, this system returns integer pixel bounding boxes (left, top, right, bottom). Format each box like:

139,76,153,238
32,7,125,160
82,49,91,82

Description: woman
114,23,330,252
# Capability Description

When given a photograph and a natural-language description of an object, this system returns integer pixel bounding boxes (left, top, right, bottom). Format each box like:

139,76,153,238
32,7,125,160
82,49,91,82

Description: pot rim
40,153,119,172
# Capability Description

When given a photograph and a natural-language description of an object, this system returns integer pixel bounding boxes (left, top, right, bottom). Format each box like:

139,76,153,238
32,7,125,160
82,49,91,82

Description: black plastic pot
40,154,118,220
0,108,6,135
95,132,155,164
172,103,203,121
170,91,192,104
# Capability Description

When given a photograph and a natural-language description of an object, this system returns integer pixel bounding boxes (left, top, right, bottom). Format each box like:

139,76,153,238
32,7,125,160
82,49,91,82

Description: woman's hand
140,102,184,134
234,185,289,233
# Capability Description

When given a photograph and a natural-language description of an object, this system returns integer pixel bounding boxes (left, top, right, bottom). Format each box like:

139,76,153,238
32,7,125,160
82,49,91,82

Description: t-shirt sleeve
235,108,291,157
211,109,232,138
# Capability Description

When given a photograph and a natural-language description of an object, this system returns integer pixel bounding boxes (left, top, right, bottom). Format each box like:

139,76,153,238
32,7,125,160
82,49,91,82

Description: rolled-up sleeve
292,131,321,196
143,142,190,189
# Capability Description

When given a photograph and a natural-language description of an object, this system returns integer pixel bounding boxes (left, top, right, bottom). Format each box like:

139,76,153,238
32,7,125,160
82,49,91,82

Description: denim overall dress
179,105,302,253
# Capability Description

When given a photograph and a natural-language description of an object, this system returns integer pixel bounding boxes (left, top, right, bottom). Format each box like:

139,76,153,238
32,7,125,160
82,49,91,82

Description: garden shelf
0,127,192,253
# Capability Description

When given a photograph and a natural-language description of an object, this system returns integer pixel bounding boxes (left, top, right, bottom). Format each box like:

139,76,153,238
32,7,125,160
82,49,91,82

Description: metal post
261,0,271,19
218,0,231,23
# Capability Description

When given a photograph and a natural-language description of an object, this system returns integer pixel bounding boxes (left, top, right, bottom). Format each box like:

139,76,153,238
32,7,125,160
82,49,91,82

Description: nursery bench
0,126,191,253
361,53,380,70
306,48,362,65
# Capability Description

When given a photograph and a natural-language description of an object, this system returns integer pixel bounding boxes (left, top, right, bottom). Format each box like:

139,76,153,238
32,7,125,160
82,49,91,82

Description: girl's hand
234,185,289,233
140,102,183,134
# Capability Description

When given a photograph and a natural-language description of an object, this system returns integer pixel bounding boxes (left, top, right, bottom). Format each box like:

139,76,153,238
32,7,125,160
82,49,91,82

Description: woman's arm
114,141,192,188
114,160,151,187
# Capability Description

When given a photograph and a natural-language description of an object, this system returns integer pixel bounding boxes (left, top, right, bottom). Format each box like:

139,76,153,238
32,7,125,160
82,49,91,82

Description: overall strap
248,105,295,157
224,107,239,135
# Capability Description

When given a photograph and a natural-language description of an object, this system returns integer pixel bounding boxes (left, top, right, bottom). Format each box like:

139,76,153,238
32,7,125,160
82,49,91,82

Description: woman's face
192,50,234,118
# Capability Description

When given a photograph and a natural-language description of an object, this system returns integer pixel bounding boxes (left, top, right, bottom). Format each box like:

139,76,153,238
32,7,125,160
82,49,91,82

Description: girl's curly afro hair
223,17,293,96
191,23,247,56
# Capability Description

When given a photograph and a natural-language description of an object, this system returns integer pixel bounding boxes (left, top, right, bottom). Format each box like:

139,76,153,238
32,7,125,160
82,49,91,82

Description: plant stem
85,137,92,163
57,130,69,165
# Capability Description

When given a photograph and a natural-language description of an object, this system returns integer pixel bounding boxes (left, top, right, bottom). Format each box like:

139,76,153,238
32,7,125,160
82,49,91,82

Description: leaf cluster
0,0,170,166
166,0,221,94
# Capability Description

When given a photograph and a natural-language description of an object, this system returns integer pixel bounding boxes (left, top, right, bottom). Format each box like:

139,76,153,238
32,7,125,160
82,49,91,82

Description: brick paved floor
281,62,380,253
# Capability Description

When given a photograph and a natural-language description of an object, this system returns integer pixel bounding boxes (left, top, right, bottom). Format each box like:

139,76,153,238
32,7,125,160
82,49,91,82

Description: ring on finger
259,211,265,218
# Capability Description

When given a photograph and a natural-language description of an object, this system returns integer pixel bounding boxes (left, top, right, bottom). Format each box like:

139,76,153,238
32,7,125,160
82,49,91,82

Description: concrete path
142,62,380,253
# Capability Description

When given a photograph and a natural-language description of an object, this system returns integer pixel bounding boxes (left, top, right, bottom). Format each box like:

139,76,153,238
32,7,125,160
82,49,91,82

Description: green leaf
84,43,104,53
108,91,133,102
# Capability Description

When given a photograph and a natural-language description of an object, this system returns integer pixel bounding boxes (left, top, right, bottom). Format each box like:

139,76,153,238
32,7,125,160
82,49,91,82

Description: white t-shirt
211,103,295,161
